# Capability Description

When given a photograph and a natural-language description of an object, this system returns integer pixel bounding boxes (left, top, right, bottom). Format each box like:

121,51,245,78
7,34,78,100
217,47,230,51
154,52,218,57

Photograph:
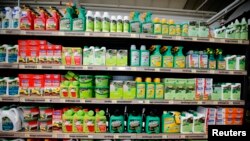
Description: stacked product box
212,83,241,100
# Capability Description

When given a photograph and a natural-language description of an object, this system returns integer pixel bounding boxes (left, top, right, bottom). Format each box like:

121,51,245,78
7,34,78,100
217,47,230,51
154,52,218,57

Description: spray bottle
161,18,169,35
173,46,185,68
73,7,86,31
130,45,140,66
216,49,225,70
207,48,216,69
12,6,22,29
95,109,107,133
46,7,62,30
2,7,13,29
86,10,94,32
150,45,162,67
34,7,50,30
60,3,74,31
140,45,149,66
20,5,35,30
130,11,141,33
153,17,162,34
141,12,153,33
161,46,173,68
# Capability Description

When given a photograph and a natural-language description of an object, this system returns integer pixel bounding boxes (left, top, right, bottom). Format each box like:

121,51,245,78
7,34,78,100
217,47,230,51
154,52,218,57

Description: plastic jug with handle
0,108,22,131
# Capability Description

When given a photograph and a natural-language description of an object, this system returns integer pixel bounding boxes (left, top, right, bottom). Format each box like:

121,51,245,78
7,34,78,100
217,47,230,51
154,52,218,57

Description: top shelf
0,29,249,45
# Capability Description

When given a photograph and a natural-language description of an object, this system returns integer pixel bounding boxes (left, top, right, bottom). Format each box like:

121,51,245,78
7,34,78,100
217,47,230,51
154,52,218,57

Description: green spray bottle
146,110,160,134
173,46,185,68
150,45,162,67
161,46,173,68
234,19,241,39
140,45,149,66
130,11,141,33
60,3,74,31
73,110,85,132
240,17,248,40
207,48,216,69
83,110,95,133
127,110,142,133
72,7,86,31
141,11,153,33
153,17,162,34
109,109,124,133
95,109,107,133
216,49,225,70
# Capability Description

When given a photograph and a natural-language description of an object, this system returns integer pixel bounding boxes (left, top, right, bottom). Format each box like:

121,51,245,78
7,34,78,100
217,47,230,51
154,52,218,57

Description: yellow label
176,25,181,36
136,83,146,98
155,83,164,99
175,57,185,68
151,56,162,67
163,56,173,68
146,83,155,99
162,24,169,35
154,23,162,34
169,25,176,36
209,61,216,69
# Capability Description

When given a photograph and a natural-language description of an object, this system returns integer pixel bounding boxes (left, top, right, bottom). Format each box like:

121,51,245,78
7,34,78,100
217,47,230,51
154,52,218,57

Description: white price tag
238,40,243,44
114,135,119,139
112,100,117,103
145,100,150,104
169,100,174,104
197,101,202,104
45,99,50,102
229,101,233,105
82,66,88,70
59,66,65,69
81,99,85,103
131,34,137,37
138,100,144,104
107,67,112,70
210,70,215,74
85,32,90,36
209,38,215,42
88,135,94,138
162,135,167,139
60,99,66,102
0,97,2,101
25,133,30,138
64,134,70,138
52,133,57,138
104,33,110,37
193,37,197,41
131,67,137,71
176,36,181,40
20,97,25,102
213,101,218,104
155,68,160,72
157,35,162,39
37,65,42,69
19,65,25,69
180,135,185,138
221,39,225,43
191,69,196,73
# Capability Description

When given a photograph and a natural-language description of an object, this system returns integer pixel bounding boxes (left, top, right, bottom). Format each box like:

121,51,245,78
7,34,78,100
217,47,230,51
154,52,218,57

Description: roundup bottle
140,45,149,66
117,15,123,32
162,111,181,133
141,12,153,33
240,17,248,40
95,109,107,133
154,78,164,99
72,7,86,31
109,109,124,133
130,11,141,33
135,77,146,99
86,10,94,32
127,110,142,133
161,46,173,68
161,18,169,35
94,11,102,32
60,3,74,31
207,48,216,69
123,16,130,32
102,12,110,32
130,45,140,66
150,45,162,67
153,17,162,34
110,16,117,32
173,46,185,68
145,77,155,99
216,49,225,70
146,110,160,134
234,19,241,39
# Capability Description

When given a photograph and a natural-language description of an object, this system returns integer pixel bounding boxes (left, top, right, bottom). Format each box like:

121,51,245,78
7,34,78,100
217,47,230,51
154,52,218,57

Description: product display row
0,5,248,40
1,40,246,71
0,139,206,141
1,105,242,134
0,71,241,101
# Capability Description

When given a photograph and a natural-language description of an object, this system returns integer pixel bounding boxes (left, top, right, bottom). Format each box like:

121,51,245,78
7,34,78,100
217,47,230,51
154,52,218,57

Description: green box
117,50,128,66
106,49,117,66
110,81,123,99
123,81,136,99
185,79,195,100
164,79,176,100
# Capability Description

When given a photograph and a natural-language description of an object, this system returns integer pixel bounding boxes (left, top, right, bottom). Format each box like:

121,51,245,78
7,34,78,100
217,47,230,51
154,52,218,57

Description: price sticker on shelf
81,99,85,103
238,40,243,44
145,100,150,104
114,135,119,139
169,100,174,104
60,99,66,103
209,38,215,42
52,133,57,138
162,135,167,139
20,97,25,102
104,33,110,37
155,68,160,72
138,100,144,104
180,135,185,139
112,100,117,103
193,37,197,41
88,135,94,138
45,99,51,102
0,97,2,101
25,133,30,138
131,67,137,71
229,101,233,105
176,36,181,40
197,101,203,104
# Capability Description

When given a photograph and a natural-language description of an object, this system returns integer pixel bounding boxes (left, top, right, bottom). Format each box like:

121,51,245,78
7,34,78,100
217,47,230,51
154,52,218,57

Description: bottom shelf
0,132,207,139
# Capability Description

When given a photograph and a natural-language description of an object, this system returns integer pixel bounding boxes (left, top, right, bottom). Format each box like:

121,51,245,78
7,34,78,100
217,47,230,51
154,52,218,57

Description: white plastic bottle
110,15,117,32
130,45,140,66
123,16,130,33
94,11,102,32
86,10,94,32
240,17,248,40
12,6,21,29
2,7,13,29
117,15,123,32
102,12,110,32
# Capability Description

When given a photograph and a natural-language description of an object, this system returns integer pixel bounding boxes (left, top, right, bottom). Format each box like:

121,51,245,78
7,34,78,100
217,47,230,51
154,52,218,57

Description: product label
103,17,110,32
181,116,193,133
136,83,146,99
142,23,153,33
162,24,169,35
131,22,140,33
182,24,189,36
110,81,123,99
129,120,141,132
196,78,204,100
154,23,162,34
84,118,95,132
83,48,94,65
2,117,13,131
131,51,140,66
155,83,164,99
239,58,245,70
185,80,195,100
111,120,123,132
2,19,10,28
193,116,205,133
8,79,19,96
60,18,71,30
117,50,128,66
73,18,84,30
209,60,216,69
46,19,57,30
79,88,92,98
148,120,159,133
146,83,155,99
222,84,231,100
231,84,241,100
123,81,136,99
123,20,130,32
20,18,31,29
228,58,236,70
95,88,109,98
212,85,222,100
150,56,162,67
169,25,176,36
34,18,45,30
164,80,176,100
175,24,181,36
175,57,185,68
163,56,173,68
94,17,102,32
117,19,123,32
96,118,106,132
111,20,117,32
218,60,226,70
106,49,117,66
140,51,149,66
94,49,105,65
86,16,94,32
13,18,19,29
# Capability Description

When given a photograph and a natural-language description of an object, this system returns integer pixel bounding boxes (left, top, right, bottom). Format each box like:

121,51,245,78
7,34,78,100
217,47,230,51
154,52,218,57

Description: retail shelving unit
0,29,249,140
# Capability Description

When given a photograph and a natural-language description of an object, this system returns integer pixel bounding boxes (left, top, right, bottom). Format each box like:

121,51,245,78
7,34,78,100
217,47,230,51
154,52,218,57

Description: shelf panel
16,97,245,105
0,96,19,102
0,63,18,69
0,132,208,139
16,64,248,75
0,29,249,45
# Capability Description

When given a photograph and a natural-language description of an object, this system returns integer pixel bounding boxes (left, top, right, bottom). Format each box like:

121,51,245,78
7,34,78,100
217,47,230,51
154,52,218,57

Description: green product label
164,81,175,100
163,56,173,68
103,18,110,32
222,85,231,100
228,59,236,70
117,50,128,66
63,118,73,132
154,23,162,34
182,24,188,36
111,20,117,32
232,85,241,100
95,117,107,132
185,81,195,100
60,18,71,30
86,17,94,32
155,83,164,99
182,118,193,133
209,60,216,69
148,120,160,133
94,17,102,32
79,88,92,98
83,49,94,65
175,83,185,100
106,50,117,66
140,51,149,66
193,118,205,133
74,118,84,132
117,20,123,32
142,23,153,33
136,83,146,99
162,24,169,35
95,50,105,65
146,83,155,99
175,57,185,68
123,21,130,32
212,86,221,100
123,81,136,99
169,25,176,36
150,56,162,67
218,60,226,70
130,22,140,33
239,58,245,70
84,118,95,132
73,18,84,30
110,81,123,99
95,88,109,98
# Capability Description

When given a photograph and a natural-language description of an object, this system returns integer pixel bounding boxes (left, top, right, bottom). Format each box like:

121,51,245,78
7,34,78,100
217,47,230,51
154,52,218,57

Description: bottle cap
154,78,161,83
168,19,174,24
117,15,123,20
111,15,116,20
135,77,142,82
123,16,129,21
161,18,167,23
140,45,146,50
94,11,101,17
103,12,109,17
145,77,152,82
131,45,136,50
